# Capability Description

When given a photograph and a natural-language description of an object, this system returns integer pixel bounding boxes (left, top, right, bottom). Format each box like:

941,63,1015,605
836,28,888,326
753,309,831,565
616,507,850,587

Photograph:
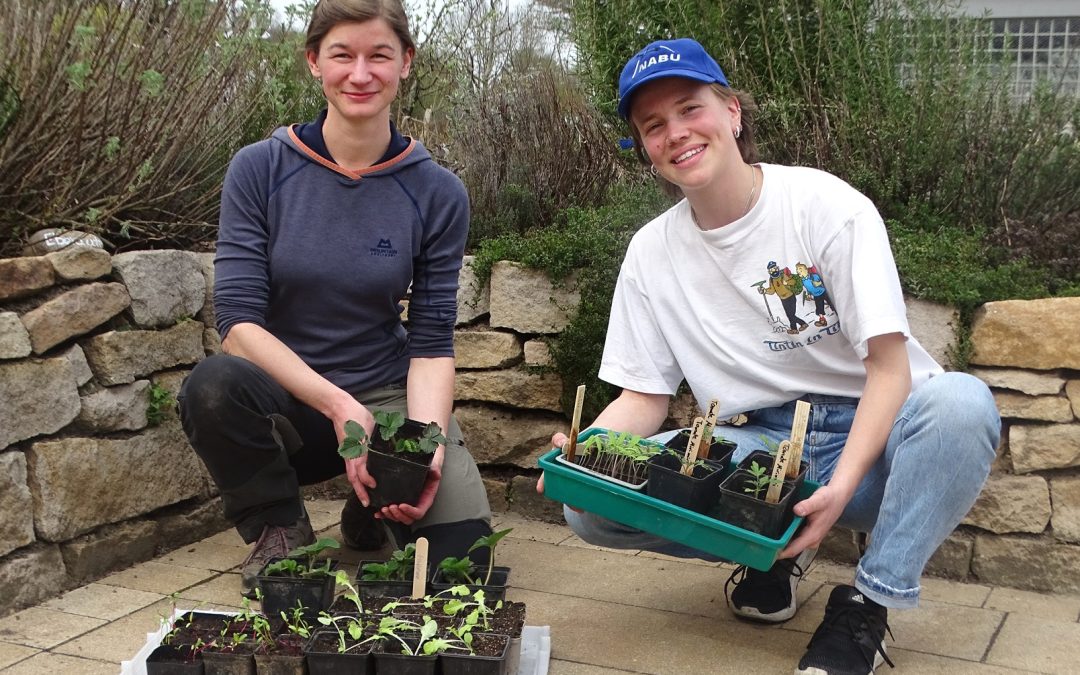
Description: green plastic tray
538,431,819,571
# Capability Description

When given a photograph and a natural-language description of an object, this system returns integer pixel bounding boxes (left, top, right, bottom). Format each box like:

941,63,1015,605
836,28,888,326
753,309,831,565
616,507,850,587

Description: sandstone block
925,532,975,580
456,256,489,325
992,391,1074,423
76,380,150,432
0,358,80,449
455,331,521,369
19,282,130,354
0,544,69,617
456,403,566,468
193,252,215,327
456,369,563,413
0,453,35,557
83,320,204,385
483,477,510,513
1010,424,1080,473
59,344,94,387
489,261,579,334
906,297,959,369
971,368,1065,396
204,327,222,355
154,498,231,553
1068,380,1080,420
972,534,1080,592
523,340,552,367
970,297,1080,369
1050,476,1080,543
60,519,157,583
26,420,206,541
509,475,565,523
151,369,191,402
0,257,54,301
45,247,111,281
112,250,206,328
0,312,31,359
962,474,1050,534
816,528,861,565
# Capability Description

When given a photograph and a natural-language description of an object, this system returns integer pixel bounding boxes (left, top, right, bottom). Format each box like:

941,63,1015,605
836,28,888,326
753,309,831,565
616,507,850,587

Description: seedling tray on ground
539,438,819,571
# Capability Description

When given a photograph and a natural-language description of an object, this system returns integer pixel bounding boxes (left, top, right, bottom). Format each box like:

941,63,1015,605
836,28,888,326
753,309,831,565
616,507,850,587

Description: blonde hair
304,0,415,54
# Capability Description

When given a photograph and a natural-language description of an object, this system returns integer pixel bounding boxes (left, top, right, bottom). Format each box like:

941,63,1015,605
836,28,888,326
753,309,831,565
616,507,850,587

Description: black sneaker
726,548,816,622
340,492,388,550
795,585,894,675
239,509,315,597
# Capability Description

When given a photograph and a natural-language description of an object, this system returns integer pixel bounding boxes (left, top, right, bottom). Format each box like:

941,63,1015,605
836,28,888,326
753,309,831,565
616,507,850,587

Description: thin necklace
692,163,757,229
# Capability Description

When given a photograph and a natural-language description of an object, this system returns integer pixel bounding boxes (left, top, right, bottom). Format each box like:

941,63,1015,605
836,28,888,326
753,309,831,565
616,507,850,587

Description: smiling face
629,77,742,194
306,18,413,126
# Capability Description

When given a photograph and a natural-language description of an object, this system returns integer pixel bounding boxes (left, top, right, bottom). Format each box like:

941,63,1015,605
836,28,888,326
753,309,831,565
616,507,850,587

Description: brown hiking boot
239,509,315,597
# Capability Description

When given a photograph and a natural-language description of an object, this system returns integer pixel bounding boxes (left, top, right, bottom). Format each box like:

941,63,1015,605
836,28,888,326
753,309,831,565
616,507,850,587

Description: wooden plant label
683,417,707,476
788,401,811,479
565,384,586,461
698,398,720,460
411,537,429,598
765,440,793,504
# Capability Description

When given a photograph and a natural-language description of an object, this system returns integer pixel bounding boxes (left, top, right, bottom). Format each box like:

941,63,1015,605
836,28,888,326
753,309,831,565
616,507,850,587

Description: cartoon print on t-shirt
757,260,808,335
795,262,834,327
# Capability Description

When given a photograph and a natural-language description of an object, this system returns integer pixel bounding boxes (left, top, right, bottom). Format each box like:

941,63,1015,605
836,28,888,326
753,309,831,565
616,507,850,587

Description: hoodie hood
271,124,431,181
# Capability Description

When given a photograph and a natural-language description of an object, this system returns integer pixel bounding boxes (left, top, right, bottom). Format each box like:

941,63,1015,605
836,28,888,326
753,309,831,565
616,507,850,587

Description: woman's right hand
332,400,377,507
538,431,582,512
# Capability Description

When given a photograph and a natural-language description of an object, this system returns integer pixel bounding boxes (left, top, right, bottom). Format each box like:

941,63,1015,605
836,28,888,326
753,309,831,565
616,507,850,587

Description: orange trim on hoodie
286,125,417,179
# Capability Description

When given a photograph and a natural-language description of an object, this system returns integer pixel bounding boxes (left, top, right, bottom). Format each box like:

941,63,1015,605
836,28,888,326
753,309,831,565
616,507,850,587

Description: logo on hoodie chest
369,238,398,258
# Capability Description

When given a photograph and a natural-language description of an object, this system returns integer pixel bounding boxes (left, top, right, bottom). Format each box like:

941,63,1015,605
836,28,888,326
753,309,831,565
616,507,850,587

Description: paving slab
157,540,248,572
886,647,1033,674
495,513,575,545
0,652,115,675
919,576,993,608
986,612,1080,673
98,560,217,595
176,572,248,608
51,597,171,663
549,660,642,674
0,643,37,671
202,528,246,547
39,583,163,621
558,534,639,556
985,586,1080,622
0,607,106,649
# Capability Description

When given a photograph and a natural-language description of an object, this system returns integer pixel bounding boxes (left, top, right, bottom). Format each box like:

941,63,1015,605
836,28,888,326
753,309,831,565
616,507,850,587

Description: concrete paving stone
0,652,116,674
309,506,342,533
177,573,248,608
0,642,38,670
919,576,993,608
786,586,1004,662
0,607,106,649
202,528,246,547
986,612,1080,673
985,586,1080,622
634,550,724,567
803,559,857,586
494,513,575,545
158,540,248,572
51,597,173,663
558,535,639,556
39,583,163,621
305,498,346,516
548,659,643,674
884,647,1033,674
98,560,216,595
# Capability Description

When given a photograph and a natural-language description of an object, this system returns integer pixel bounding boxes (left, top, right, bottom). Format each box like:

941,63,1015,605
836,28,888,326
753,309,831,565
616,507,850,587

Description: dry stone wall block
970,297,1080,369
971,368,1065,396
489,261,579,334
112,250,206,328
973,534,1080,593
76,380,151,432
193,252,215,326
59,344,94,387
0,312,31,359
0,544,69,617
523,340,552,367
455,331,522,369
0,453,35,557
60,519,157,583
0,257,54,301
456,256,490,325
905,297,959,368
83,320,204,385
153,498,231,553
456,369,563,412
924,532,975,580
1067,380,1080,420
962,474,1051,534
455,403,566,467
509,475,565,523
992,391,1074,423
0,357,80,449
45,247,111,281
20,282,130,354
1050,476,1080,543
1009,423,1080,473
26,420,206,541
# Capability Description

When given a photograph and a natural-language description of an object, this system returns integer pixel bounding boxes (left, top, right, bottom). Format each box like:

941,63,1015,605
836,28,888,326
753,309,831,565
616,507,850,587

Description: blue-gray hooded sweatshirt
213,124,468,394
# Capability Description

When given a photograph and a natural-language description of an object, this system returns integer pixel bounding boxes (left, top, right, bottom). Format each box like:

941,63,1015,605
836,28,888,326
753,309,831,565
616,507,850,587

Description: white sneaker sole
794,642,887,675
731,548,817,624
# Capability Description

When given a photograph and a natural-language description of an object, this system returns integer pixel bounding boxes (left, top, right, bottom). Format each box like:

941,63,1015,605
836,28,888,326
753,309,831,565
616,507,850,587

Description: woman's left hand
778,483,849,559
376,445,445,526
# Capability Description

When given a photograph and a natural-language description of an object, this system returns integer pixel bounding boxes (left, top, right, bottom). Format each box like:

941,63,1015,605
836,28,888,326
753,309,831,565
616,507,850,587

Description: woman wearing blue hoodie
179,0,491,596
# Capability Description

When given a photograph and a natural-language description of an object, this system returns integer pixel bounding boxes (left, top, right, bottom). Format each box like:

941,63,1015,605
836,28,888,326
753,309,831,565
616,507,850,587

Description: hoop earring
734,126,742,139
650,164,658,176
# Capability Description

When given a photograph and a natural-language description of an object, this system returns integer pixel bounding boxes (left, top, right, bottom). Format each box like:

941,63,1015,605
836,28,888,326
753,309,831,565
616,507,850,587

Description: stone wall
1,248,1077,617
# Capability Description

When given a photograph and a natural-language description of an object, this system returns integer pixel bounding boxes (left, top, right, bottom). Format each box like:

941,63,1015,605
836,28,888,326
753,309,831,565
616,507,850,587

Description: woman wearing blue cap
541,38,1000,675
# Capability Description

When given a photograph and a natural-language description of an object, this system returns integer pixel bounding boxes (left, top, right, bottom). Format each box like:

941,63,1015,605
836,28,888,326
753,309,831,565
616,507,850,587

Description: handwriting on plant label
766,439,793,504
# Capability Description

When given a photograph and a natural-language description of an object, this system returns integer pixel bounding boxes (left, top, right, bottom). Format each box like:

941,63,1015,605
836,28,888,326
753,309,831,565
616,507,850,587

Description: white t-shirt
599,163,942,418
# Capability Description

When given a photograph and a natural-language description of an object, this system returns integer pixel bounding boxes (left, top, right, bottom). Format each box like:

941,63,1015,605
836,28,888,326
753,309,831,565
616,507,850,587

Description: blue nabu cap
617,38,729,119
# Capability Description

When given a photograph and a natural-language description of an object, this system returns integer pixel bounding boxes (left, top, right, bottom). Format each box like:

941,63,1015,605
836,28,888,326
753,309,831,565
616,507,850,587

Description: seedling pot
304,628,373,675
257,558,339,619
200,649,255,675
429,566,511,602
356,562,429,602
713,470,798,538
146,644,203,675
664,432,737,469
439,633,511,675
365,448,432,509
645,452,725,514
252,652,305,675
373,636,437,675
737,450,807,491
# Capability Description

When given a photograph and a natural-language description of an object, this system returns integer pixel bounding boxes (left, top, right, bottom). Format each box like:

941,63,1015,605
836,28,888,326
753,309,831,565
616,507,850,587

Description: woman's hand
537,431,581,512
332,400,377,507
377,444,445,525
778,483,850,559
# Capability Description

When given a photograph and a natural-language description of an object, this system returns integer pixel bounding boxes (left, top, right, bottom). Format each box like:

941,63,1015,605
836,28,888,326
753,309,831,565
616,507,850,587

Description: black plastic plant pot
365,448,433,509
664,432,737,468
713,469,798,539
304,627,374,675
373,637,437,675
737,449,808,492
257,558,339,619
146,644,203,675
356,562,430,603
439,633,511,675
645,452,725,514
429,566,511,602
252,652,305,675
199,649,255,675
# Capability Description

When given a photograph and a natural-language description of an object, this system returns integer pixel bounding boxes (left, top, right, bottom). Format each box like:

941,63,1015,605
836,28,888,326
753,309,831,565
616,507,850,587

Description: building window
988,16,1080,97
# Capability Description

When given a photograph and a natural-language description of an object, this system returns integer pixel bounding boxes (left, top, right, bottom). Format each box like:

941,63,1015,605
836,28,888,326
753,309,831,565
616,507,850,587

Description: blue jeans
564,372,1001,609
